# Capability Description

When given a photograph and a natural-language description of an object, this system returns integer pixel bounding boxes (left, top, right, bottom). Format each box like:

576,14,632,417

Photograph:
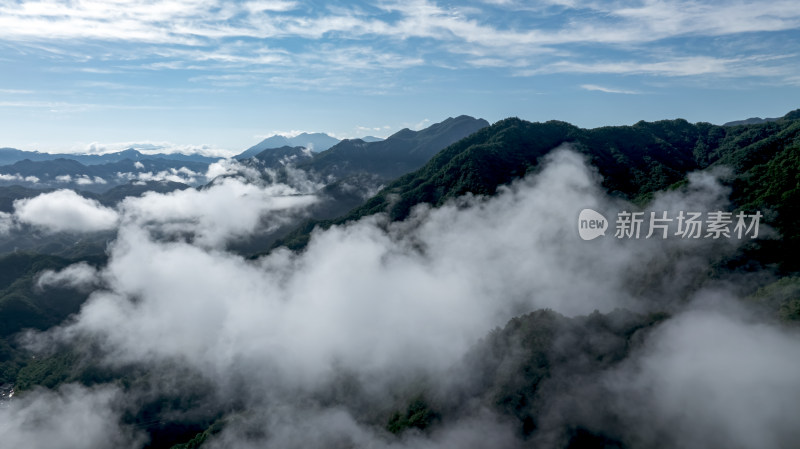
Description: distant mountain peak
388,128,415,139
294,132,331,139
118,148,144,156
722,109,800,127
360,136,384,143
235,132,340,160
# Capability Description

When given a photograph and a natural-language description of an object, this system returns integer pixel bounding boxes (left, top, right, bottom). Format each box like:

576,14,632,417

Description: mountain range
0,148,221,166
276,110,800,274
0,157,205,193
241,116,489,178
1,123,455,195
1,109,800,449
0,116,489,257
296,115,490,181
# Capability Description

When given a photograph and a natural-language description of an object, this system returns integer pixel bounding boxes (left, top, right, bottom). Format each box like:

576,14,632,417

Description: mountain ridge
274,109,800,273
298,115,490,181
0,156,208,193
0,147,221,166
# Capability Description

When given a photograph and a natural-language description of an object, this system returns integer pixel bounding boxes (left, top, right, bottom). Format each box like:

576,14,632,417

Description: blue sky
1,0,799,155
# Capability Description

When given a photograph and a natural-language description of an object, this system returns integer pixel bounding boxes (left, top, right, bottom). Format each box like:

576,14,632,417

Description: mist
606,296,800,449
8,147,798,448
0,384,144,449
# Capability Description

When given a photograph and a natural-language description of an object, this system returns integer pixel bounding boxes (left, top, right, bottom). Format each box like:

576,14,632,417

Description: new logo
578,208,608,240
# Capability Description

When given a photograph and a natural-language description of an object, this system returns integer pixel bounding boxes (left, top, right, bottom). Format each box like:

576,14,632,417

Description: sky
1,0,799,155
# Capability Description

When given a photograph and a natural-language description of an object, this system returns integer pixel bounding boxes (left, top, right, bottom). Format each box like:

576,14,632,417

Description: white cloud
39,148,742,386
0,211,14,235
205,158,262,182
611,0,800,38
74,175,104,185
242,0,298,13
0,0,798,88
54,174,105,185
204,405,522,449
117,167,200,185
0,173,39,183
77,141,234,158
22,147,792,447
36,262,102,292
0,88,34,94
1,0,786,48
14,190,119,233
580,84,640,94
607,298,800,449
0,384,144,449
119,177,318,247
523,56,747,77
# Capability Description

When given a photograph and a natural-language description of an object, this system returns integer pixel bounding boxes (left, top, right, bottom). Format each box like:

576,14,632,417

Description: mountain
93,181,192,206
289,132,340,152
0,148,55,166
195,117,490,264
298,115,490,181
0,148,221,166
441,308,667,443
235,133,340,160
235,119,486,179
1,158,93,179
235,136,293,160
340,110,800,221
249,146,314,169
360,136,384,142
724,117,780,126
0,252,107,340
724,109,800,127
0,185,46,213
0,157,209,193
0,182,191,257
276,110,800,272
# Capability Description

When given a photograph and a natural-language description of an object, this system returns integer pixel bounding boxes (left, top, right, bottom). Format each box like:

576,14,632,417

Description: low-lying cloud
116,167,201,185
606,296,800,449
0,384,144,449
0,211,13,235
57,150,658,382
80,141,234,158
0,173,39,183
119,177,318,248
36,262,102,292
3,160,321,246
56,174,108,185
7,148,797,448
14,189,119,233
